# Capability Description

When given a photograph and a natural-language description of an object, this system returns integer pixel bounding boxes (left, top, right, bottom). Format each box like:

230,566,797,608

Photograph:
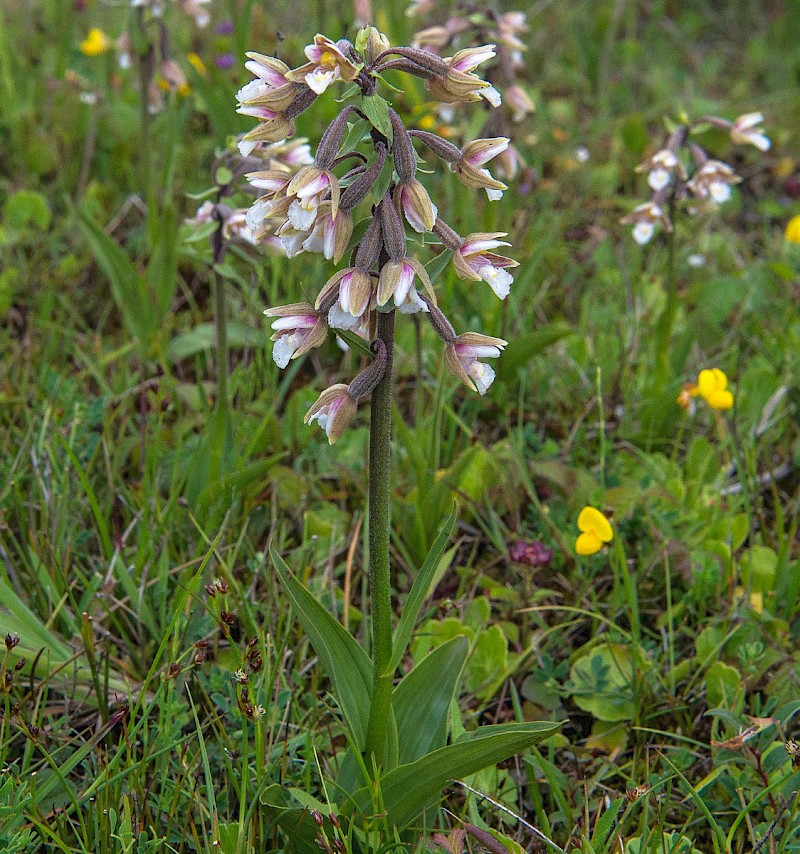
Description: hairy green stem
364,309,395,769
654,198,677,389
213,268,229,412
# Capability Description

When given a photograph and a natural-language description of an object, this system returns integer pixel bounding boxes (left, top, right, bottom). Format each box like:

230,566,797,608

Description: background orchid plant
235,25,559,850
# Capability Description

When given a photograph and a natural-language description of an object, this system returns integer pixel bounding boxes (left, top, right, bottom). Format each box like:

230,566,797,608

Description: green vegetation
1,1,799,851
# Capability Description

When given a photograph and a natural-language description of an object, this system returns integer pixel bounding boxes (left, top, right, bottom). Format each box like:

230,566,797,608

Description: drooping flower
444,332,507,395
785,214,800,244
264,303,328,368
304,384,358,444
286,34,360,95
452,233,518,298
689,368,734,410
377,258,434,313
427,45,500,106
301,204,353,263
178,0,210,27
222,210,260,246
575,507,613,556
394,179,438,233
687,160,740,204
730,112,770,152
620,201,672,245
316,268,373,330
286,164,340,228
454,138,509,200
504,85,534,123
236,59,299,118
236,54,306,156
493,144,525,181
636,149,683,192
80,28,111,56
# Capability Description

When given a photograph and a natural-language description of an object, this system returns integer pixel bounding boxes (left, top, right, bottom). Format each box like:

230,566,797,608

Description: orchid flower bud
394,179,437,232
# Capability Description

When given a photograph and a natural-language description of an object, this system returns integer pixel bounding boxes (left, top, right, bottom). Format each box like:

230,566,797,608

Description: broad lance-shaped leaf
271,547,373,747
387,505,457,675
76,204,157,348
496,321,571,381
346,720,562,830
393,635,468,766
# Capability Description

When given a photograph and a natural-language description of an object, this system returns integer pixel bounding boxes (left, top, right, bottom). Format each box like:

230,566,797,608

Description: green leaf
361,94,393,140
591,797,624,849
338,118,371,156
170,322,264,361
271,548,373,747
393,636,469,765
347,721,561,830
260,785,336,854
568,643,637,722
497,321,571,380
335,329,373,358
705,661,742,711
389,506,457,674
3,189,52,230
146,202,178,317
424,248,453,283
77,206,155,347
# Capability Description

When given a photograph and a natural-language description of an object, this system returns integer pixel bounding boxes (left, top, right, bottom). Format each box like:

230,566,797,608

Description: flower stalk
364,309,395,766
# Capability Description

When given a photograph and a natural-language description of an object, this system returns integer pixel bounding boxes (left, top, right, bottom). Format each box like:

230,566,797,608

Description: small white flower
730,112,770,152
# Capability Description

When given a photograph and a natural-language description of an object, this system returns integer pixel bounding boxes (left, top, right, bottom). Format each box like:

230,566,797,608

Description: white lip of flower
621,202,670,245
288,198,318,230
708,181,731,203
236,79,272,103
278,227,311,258
392,265,429,313
478,264,513,299
468,361,496,395
486,186,504,201
272,330,305,368
638,149,679,191
648,167,671,191
305,66,338,94
688,161,739,203
480,85,502,107
238,138,258,157
327,303,362,330
633,221,655,245
223,212,259,246
446,333,506,394
396,286,429,313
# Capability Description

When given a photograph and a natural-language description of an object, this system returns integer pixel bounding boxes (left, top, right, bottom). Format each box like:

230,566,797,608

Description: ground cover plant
1,0,800,852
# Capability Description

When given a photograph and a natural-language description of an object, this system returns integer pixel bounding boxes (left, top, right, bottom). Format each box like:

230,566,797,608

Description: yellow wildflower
80,28,111,57
785,214,800,244
187,52,207,77
734,586,763,614
575,507,613,556
689,368,734,410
